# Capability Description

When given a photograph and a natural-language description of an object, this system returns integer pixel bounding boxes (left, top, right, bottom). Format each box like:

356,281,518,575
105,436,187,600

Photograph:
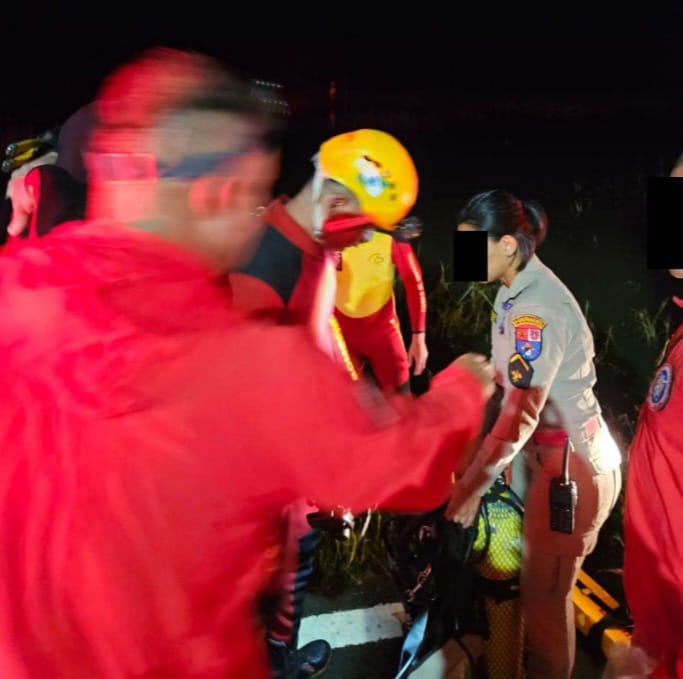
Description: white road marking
299,602,406,648
300,604,479,679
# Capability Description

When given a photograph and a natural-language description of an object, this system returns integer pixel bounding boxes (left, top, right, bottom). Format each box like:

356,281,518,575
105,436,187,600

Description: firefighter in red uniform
0,48,497,679
622,275,683,679
621,152,683,679
229,128,424,678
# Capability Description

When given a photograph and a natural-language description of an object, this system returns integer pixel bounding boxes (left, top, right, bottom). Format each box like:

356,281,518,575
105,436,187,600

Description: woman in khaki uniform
448,189,622,679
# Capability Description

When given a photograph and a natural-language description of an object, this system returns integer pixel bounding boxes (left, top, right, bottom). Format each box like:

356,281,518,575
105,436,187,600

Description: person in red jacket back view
0,46,496,679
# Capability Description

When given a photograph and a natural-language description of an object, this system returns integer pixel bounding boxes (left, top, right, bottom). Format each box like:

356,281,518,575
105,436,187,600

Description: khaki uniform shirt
459,255,622,495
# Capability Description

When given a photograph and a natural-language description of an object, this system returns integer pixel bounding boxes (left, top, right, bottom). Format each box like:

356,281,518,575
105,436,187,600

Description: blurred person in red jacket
0,45,496,679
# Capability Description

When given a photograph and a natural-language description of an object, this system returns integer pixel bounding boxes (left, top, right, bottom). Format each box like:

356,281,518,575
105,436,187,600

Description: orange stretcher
572,568,632,656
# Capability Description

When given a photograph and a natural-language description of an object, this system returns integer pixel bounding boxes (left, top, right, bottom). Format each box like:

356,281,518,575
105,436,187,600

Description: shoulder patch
511,314,546,361
508,352,533,389
647,362,674,411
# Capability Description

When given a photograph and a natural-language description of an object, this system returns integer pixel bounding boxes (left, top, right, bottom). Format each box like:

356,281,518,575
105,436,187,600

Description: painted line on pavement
300,602,405,648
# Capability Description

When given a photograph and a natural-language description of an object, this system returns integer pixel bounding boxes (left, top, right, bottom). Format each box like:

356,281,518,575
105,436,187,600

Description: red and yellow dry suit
334,230,426,392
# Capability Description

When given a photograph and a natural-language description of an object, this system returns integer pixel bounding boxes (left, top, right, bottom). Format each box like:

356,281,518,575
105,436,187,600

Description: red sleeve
392,240,426,333
236,325,486,514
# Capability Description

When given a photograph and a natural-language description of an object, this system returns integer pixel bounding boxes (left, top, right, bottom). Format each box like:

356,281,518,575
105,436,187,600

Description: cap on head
317,129,418,230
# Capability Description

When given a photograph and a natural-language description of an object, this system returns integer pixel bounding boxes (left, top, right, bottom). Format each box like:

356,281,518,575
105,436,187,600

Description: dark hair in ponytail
457,189,548,271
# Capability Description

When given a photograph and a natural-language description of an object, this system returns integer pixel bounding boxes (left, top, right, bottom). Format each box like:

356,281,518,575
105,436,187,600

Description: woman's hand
444,481,483,528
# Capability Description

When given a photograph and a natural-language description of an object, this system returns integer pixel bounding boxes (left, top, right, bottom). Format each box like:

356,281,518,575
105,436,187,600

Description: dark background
2,5,683,388
3,5,683,138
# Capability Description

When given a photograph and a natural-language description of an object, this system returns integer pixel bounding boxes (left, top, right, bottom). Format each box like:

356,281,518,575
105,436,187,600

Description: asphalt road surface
300,578,607,679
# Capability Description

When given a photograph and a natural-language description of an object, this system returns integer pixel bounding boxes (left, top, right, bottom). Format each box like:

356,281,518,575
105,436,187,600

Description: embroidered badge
508,352,533,389
511,314,547,361
647,362,673,411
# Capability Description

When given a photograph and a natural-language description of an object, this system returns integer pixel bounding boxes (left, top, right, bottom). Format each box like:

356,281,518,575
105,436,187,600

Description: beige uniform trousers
511,436,622,679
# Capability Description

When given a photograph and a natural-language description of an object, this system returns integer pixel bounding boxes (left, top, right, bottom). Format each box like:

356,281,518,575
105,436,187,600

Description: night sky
3,5,683,132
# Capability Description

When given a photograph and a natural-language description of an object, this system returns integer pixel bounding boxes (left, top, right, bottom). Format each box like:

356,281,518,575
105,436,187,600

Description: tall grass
308,510,392,595
630,300,671,367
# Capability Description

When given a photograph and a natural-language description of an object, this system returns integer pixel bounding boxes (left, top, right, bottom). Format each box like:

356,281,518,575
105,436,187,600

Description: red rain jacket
624,308,683,679
0,221,485,678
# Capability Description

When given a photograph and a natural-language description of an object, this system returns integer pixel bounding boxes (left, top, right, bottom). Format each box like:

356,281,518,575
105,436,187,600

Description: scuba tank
470,476,525,679
382,475,525,679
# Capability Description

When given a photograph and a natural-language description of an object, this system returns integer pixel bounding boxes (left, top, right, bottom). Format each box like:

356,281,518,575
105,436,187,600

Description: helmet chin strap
310,153,326,243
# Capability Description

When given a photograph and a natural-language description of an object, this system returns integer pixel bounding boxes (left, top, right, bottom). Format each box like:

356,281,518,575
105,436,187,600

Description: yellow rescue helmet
317,129,418,230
